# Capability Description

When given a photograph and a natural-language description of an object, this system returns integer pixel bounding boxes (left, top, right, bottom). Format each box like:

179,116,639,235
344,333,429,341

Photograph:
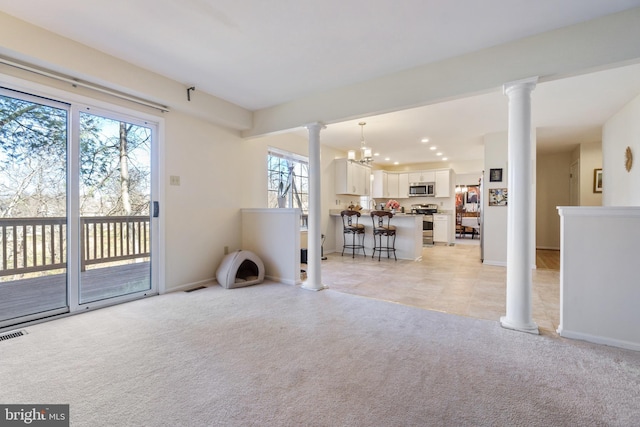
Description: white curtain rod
0,56,170,113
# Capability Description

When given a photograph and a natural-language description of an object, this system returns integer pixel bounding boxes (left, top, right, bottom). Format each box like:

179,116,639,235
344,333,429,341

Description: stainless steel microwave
409,182,435,197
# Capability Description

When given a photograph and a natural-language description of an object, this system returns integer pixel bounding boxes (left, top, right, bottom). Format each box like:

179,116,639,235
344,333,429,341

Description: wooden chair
456,210,465,238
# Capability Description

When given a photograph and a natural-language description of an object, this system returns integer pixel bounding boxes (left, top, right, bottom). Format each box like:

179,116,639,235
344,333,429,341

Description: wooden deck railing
0,216,150,277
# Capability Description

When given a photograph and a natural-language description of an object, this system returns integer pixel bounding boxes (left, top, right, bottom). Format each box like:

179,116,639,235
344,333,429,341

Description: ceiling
313,62,640,166
2,0,640,166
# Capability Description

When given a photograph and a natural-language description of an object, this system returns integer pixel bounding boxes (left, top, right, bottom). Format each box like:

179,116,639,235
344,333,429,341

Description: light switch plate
169,175,180,186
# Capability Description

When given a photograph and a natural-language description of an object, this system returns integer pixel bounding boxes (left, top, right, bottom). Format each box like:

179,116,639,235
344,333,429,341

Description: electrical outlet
169,175,180,186
224,246,229,255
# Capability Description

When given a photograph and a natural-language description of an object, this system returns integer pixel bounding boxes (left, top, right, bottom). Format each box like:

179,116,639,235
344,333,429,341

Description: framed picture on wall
488,188,508,206
489,168,503,182
593,169,602,193
466,186,479,204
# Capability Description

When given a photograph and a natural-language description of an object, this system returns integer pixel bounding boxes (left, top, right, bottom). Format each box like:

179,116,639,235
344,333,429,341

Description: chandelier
348,122,373,164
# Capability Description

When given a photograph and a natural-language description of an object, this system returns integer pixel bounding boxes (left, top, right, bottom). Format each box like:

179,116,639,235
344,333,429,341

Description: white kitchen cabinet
373,168,451,198
354,162,371,196
372,170,387,198
407,172,421,183
335,159,370,195
433,213,452,244
387,173,399,198
408,171,435,183
398,173,409,198
435,169,452,198
373,170,400,198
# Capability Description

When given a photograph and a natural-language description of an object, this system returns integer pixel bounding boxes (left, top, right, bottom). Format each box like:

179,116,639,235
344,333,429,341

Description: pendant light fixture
348,122,373,164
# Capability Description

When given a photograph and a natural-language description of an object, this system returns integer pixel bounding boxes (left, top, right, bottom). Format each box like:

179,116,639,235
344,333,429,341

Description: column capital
305,121,326,132
503,76,538,96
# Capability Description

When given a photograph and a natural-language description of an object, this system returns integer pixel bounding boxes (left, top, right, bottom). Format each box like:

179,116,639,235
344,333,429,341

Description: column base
500,316,539,335
301,282,327,292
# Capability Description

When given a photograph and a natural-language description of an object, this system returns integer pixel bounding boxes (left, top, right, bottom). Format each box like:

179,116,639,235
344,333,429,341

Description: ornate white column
501,77,539,334
302,122,326,291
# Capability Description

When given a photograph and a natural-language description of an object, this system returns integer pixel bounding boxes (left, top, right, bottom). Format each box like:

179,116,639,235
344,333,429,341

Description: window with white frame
267,148,309,224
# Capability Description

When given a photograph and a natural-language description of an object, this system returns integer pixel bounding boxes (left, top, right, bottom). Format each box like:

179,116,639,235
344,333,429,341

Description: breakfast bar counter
330,210,423,261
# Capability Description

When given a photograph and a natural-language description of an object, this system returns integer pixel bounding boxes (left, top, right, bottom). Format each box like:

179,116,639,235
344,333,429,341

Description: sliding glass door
0,88,158,328
0,90,70,325
78,109,153,304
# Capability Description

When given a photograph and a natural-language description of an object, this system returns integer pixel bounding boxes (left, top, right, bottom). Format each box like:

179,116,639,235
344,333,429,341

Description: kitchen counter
331,211,423,261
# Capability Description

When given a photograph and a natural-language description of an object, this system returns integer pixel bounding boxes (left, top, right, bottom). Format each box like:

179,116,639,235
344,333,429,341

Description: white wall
456,172,482,186
482,132,508,265
536,152,572,250
0,12,251,131
602,93,640,206
447,159,484,176
578,141,603,206
164,111,245,290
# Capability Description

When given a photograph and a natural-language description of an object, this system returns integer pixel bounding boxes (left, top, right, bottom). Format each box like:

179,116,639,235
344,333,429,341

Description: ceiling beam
245,7,640,138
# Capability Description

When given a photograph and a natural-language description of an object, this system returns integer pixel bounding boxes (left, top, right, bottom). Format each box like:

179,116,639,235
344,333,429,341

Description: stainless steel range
410,204,438,246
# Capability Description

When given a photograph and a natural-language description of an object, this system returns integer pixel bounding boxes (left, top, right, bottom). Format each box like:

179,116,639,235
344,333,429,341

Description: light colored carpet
1,282,639,426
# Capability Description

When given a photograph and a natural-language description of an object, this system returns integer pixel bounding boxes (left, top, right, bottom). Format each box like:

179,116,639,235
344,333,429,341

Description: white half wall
241,209,301,285
557,207,640,351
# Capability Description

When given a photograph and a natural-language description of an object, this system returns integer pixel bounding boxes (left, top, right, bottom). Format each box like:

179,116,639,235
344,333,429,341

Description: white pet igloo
216,250,265,289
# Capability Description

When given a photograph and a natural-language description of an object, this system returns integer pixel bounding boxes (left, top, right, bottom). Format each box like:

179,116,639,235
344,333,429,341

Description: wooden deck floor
0,262,151,324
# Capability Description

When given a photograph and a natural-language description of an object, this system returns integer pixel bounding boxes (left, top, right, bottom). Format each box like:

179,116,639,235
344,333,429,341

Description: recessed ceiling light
442,157,448,161
421,138,429,143
429,146,437,150
374,152,380,156
393,161,399,165
384,157,391,161
436,152,443,156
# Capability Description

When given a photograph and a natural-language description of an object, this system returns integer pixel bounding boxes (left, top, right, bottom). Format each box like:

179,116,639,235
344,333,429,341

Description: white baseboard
558,327,640,352
265,274,298,286
482,260,507,267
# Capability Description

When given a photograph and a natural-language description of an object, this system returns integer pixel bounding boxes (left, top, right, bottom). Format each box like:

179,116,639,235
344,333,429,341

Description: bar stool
371,210,397,261
340,210,366,258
